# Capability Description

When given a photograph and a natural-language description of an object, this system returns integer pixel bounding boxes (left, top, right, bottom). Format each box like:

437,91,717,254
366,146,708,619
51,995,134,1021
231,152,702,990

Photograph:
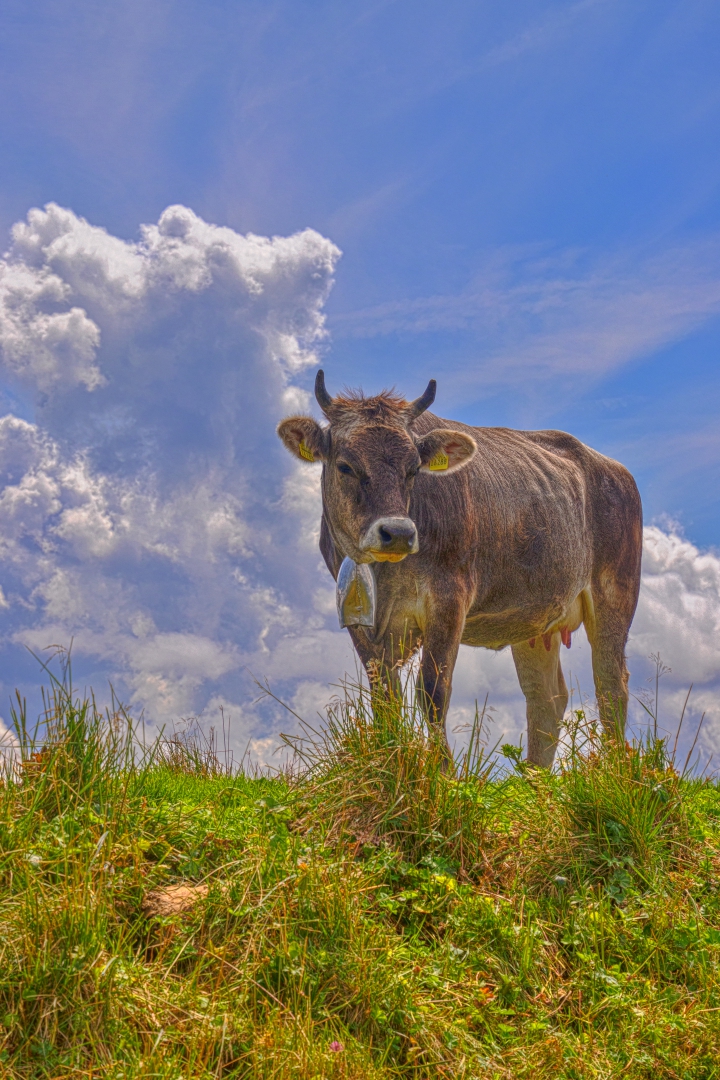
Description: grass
0,667,719,1078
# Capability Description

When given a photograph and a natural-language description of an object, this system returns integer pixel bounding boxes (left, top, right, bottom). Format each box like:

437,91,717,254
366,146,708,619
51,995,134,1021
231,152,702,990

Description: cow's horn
315,369,333,416
407,378,436,421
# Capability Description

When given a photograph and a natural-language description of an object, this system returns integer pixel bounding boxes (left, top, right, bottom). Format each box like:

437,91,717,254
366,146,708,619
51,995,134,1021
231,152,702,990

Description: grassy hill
1,672,719,1078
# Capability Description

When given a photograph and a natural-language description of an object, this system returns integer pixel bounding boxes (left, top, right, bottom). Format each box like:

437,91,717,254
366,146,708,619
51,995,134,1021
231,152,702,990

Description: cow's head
277,371,477,564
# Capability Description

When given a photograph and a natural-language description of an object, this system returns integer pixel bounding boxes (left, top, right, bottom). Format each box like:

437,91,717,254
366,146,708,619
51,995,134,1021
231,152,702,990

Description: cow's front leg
347,626,404,701
416,594,465,764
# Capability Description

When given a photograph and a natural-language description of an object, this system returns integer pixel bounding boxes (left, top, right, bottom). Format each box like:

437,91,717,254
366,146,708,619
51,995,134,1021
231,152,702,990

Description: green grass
1,670,719,1078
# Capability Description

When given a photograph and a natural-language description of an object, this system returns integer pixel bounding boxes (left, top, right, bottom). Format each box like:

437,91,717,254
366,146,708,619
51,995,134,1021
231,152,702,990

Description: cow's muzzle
359,516,419,562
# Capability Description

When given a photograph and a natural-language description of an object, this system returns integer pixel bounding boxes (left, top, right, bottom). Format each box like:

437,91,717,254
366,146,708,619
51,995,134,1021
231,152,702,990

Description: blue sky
0,0,719,759
3,0,719,535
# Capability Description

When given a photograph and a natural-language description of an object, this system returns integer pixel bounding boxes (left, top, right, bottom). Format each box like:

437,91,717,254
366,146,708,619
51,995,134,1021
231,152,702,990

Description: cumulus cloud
632,527,720,684
0,202,340,753
0,202,718,766
0,260,102,392
628,526,720,758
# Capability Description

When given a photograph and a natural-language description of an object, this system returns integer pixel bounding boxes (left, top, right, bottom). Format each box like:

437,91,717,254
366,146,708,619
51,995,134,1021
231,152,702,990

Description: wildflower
26,853,42,867
329,1040,344,1053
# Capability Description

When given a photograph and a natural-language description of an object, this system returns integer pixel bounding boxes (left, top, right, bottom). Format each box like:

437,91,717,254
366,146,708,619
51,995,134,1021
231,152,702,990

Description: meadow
1,662,719,1079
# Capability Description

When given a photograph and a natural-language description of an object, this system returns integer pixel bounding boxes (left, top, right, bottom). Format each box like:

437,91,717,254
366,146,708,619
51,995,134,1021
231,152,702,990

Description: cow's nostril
360,516,419,557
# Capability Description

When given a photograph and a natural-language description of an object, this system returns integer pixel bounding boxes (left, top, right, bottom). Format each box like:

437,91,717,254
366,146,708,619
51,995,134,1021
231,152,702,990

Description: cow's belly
461,590,587,650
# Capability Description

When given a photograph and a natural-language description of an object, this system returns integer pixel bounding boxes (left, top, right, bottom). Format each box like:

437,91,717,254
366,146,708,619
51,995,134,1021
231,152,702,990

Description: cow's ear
416,429,476,474
277,416,328,463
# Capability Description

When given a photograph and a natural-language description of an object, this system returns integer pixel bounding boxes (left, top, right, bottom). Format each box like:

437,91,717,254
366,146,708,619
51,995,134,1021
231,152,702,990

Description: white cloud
0,202,340,739
0,259,103,392
631,526,720,684
183,692,297,772
0,202,718,764
628,526,720,758
281,464,323,552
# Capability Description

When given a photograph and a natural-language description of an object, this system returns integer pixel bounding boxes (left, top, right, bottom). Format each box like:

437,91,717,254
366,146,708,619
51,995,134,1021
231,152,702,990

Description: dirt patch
142,883,209,917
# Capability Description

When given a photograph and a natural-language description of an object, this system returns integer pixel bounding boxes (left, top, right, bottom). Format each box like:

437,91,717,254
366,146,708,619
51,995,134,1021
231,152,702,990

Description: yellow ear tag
298,440,315,462
427,451,449,471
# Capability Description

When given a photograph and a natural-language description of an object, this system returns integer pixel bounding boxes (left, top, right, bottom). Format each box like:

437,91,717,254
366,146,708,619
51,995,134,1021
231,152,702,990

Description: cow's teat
360,516,419,562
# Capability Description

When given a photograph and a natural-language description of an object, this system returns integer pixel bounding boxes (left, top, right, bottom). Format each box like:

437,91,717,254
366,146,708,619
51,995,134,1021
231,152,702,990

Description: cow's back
409,413,641,639
522,426,642,595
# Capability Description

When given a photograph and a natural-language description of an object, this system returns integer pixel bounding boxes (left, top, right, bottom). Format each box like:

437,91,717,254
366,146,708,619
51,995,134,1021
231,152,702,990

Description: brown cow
278,371,642,767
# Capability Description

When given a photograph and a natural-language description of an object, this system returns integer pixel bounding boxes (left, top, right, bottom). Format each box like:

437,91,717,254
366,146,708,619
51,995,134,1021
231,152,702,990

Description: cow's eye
337,462,354,476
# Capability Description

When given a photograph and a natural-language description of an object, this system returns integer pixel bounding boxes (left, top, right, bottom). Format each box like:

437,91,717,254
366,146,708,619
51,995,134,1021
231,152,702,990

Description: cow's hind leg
511,636,568,768
584,579,634,740
584,458,642,741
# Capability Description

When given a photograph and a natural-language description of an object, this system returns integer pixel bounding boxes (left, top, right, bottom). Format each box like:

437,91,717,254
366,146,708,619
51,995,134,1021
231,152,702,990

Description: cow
277,370,642,767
